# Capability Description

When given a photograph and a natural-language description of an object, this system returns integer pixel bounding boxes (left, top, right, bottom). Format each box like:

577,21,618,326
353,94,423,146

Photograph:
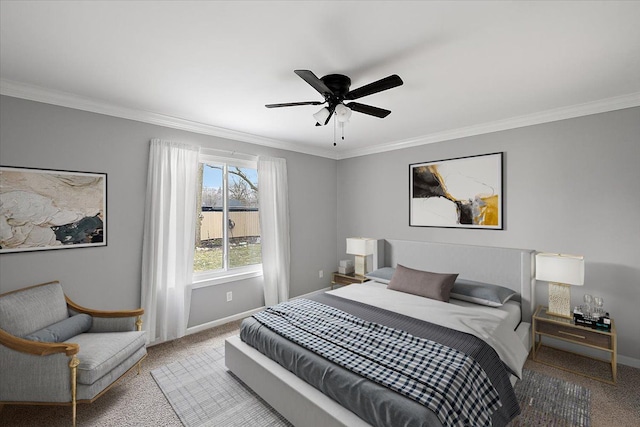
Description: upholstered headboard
383,239,535,321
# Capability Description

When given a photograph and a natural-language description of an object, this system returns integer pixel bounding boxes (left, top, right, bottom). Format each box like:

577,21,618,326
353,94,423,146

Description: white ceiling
1,1,639,159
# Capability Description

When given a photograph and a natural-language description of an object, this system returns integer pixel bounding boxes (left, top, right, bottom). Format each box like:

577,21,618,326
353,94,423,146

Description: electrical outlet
319,270,324,278
226,291,232,302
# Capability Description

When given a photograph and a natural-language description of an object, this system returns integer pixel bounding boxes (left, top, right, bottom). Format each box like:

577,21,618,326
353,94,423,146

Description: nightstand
330,272,368,289
532,305,617,384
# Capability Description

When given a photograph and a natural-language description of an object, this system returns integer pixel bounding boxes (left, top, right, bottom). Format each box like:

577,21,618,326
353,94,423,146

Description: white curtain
141,139,200,344
258,156,291,306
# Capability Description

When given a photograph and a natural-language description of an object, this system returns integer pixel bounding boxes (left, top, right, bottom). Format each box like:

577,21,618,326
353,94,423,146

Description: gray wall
0,95,337,328
2,95,638,365
337,107,640,365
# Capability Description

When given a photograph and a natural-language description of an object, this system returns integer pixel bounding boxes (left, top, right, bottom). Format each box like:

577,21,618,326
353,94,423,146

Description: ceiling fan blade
345,102,391,118
295,70,333,97
344,74,403,100
265,101,324,108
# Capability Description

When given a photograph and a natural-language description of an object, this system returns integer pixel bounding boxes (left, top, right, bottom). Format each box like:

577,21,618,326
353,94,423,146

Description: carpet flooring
1,319,638,426
151,347,291,427
152,345,591,427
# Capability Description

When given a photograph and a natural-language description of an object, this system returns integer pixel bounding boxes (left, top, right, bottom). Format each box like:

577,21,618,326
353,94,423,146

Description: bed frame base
226,322,531,425
225,336,368,427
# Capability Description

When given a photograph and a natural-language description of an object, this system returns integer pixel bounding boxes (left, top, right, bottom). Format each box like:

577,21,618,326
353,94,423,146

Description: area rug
151,347,291,427
152,347,590,427
510,369,591,426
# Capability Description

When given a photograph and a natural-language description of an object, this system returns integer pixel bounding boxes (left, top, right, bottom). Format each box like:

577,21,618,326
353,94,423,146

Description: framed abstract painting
0,166,107,253
409,152,503,229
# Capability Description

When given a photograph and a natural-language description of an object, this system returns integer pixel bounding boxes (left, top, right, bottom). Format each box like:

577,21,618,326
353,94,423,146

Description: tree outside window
194,161,261,274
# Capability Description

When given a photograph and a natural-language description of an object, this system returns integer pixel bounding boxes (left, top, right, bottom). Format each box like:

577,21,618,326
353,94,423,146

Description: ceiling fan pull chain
333,112,337,146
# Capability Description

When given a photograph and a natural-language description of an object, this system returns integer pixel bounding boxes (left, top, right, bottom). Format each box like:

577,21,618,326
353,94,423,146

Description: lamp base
354,255,368,277
548,282,572,318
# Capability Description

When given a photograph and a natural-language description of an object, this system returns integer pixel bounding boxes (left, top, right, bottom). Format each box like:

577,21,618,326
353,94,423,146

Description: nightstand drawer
330,272,368,289
333,275,358,286
536,321,611,349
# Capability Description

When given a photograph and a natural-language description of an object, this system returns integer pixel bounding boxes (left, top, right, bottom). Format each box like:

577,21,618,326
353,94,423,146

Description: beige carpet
1,320,638,427
524,345,640,427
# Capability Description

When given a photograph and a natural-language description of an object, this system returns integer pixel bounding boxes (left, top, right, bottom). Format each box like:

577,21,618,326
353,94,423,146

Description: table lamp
346,237,375,276
535,252,584,318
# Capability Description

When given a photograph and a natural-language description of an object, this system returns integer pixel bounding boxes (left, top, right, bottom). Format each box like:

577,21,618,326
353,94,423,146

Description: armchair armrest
1,328,78,406
65,296,144,318
65,296,144,332
0,328,79,357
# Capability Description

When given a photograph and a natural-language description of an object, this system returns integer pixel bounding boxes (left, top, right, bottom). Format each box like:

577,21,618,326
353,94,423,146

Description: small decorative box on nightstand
330,272,368,289
532,305,617,384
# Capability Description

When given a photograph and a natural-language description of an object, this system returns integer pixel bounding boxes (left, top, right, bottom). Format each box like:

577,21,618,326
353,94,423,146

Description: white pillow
364,267,396,284
450,279,518,307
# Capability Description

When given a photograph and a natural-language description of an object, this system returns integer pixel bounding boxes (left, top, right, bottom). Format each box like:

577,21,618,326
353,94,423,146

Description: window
193,154,261,285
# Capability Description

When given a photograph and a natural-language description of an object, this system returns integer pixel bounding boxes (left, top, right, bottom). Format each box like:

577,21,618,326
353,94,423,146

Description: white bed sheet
327,282,529,378
450,299,522,331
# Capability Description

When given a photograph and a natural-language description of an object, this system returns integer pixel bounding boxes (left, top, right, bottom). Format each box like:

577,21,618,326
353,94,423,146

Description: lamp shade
313,107,331,124
535,253,584,286
335,104,352,123
346,237,375,256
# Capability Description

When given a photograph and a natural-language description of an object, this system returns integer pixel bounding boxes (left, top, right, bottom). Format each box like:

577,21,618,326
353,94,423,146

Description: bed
225,240,535,427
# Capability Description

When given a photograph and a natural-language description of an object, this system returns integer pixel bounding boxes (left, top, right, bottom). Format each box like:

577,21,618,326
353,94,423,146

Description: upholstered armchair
0,281,147,426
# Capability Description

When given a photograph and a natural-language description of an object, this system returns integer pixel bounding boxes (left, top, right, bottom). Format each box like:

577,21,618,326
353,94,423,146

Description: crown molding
2,78,637,162
0,78,339,160
337,91,640,159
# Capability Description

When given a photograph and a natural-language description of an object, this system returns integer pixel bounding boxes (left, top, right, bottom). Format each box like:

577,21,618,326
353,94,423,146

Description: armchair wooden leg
69,355,80,427
135,315,144,375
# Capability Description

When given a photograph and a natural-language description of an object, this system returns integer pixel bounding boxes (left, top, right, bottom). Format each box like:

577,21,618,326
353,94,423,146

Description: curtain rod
200,147,258,162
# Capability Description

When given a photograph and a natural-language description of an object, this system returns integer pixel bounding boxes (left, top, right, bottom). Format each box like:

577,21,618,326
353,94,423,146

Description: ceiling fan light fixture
268,70,403,137
313,107,331,125
335,104,352,123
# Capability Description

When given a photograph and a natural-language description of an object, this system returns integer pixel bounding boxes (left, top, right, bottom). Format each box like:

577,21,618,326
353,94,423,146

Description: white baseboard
186,307,265,336
290,287,331,300
147,307,264,347
185,286,332,336
618,353,640,369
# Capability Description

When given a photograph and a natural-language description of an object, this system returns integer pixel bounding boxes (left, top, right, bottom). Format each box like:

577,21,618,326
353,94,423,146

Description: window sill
191,268,263,289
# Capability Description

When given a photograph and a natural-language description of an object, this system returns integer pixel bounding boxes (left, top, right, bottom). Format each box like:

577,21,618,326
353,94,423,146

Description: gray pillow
365,267,396,284
387,264,458,302
450,279,518,307
23,314,92,343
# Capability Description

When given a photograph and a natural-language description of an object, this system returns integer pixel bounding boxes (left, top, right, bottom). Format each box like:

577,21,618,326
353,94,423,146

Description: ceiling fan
266,70,403,126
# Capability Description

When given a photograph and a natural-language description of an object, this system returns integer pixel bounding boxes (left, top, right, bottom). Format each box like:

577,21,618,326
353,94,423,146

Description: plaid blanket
253,299,502,427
